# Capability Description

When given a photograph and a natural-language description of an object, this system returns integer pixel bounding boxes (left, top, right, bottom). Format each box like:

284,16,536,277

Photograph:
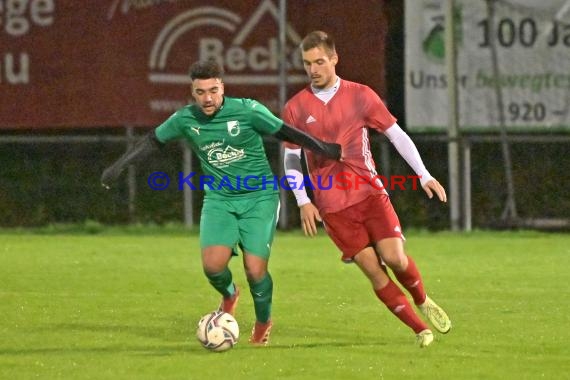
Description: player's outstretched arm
101,131,164,189
274,123,341,160
384,124,446,202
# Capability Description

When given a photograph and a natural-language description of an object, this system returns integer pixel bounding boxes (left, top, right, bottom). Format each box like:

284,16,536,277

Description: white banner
405,0,570,132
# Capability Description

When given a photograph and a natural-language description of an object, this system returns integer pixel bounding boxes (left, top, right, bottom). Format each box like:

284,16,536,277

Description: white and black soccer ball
196,311,240,352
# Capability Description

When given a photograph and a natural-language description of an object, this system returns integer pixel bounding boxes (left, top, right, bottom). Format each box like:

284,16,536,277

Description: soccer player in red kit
283,31,451,347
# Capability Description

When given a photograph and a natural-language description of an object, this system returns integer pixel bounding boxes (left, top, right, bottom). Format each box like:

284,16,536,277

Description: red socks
393,256,426,305
375,280,428,334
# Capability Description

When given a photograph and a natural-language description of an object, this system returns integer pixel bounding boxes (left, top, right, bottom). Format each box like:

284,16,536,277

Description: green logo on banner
422,5,463,64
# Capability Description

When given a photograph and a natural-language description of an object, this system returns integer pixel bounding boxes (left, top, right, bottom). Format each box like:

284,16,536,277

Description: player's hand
299,202,322,237
100,166,119,190
423,178,447,202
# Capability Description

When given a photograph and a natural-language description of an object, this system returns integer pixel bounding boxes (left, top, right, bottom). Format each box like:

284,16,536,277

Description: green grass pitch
1,228,569,379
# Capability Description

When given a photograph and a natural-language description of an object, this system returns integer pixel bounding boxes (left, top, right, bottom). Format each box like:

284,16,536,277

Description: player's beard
201,102,218,115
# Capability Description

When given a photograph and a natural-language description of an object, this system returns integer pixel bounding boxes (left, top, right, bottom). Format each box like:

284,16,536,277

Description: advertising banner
0,0,388,128
405,0,570,132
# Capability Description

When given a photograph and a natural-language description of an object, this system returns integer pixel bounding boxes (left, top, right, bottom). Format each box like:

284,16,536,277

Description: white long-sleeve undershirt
384,123,434,187
283,147,311,206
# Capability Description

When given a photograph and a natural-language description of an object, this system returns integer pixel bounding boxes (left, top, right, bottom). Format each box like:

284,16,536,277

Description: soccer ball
196,311,240,352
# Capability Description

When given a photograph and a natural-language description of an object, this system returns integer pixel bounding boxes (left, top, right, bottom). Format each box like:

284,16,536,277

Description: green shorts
200,193,280,259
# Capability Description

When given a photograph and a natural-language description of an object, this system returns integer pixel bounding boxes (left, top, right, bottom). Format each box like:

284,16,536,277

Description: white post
126,126,137,222
445,0,461,231
277,0,289,229
462,141,472,231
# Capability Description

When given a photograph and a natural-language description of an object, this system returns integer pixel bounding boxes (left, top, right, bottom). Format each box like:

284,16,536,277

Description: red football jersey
283,79,397,215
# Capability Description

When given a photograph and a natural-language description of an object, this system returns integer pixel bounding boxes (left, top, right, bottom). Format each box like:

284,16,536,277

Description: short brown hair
189,60,224,80
300,30,336,56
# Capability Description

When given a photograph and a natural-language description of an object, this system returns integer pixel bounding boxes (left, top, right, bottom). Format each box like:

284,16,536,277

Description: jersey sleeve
361,86,397,132
247,99,284,135
154,110,184,143
281,101,301,150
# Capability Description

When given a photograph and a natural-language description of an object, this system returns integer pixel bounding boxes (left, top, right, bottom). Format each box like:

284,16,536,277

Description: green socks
248,273,273,323
205,268,273,323
205,267,235,298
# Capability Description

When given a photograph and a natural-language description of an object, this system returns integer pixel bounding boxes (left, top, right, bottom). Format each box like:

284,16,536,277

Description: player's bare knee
245,268,267,283
381,252,408,272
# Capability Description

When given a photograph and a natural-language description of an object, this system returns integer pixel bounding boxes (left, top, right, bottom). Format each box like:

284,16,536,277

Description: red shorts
322,194,404,262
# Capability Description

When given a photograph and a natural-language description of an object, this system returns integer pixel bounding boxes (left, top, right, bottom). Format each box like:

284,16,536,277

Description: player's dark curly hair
189,59,224,80
300,30,336,57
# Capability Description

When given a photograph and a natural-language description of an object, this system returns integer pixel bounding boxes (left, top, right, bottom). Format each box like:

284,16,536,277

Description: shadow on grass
2,319,390,357
0,340,388,357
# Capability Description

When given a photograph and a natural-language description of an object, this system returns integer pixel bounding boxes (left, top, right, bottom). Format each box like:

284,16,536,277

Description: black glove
274,123,342,160
322,142,342,161
101,164,123,190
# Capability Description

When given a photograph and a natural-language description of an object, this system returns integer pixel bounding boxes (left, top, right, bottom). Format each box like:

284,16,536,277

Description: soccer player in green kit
101,60,341,345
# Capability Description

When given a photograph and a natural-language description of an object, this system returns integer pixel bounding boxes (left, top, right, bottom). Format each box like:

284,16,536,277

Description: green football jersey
154,97,283,199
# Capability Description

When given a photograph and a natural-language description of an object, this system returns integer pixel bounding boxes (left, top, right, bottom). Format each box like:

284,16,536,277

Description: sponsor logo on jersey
227,121,240,136
200,140,225,151
306,115,316,124
207,145,245,167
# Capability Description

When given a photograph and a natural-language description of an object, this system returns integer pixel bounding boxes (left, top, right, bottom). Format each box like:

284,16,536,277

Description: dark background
1,1,568,229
